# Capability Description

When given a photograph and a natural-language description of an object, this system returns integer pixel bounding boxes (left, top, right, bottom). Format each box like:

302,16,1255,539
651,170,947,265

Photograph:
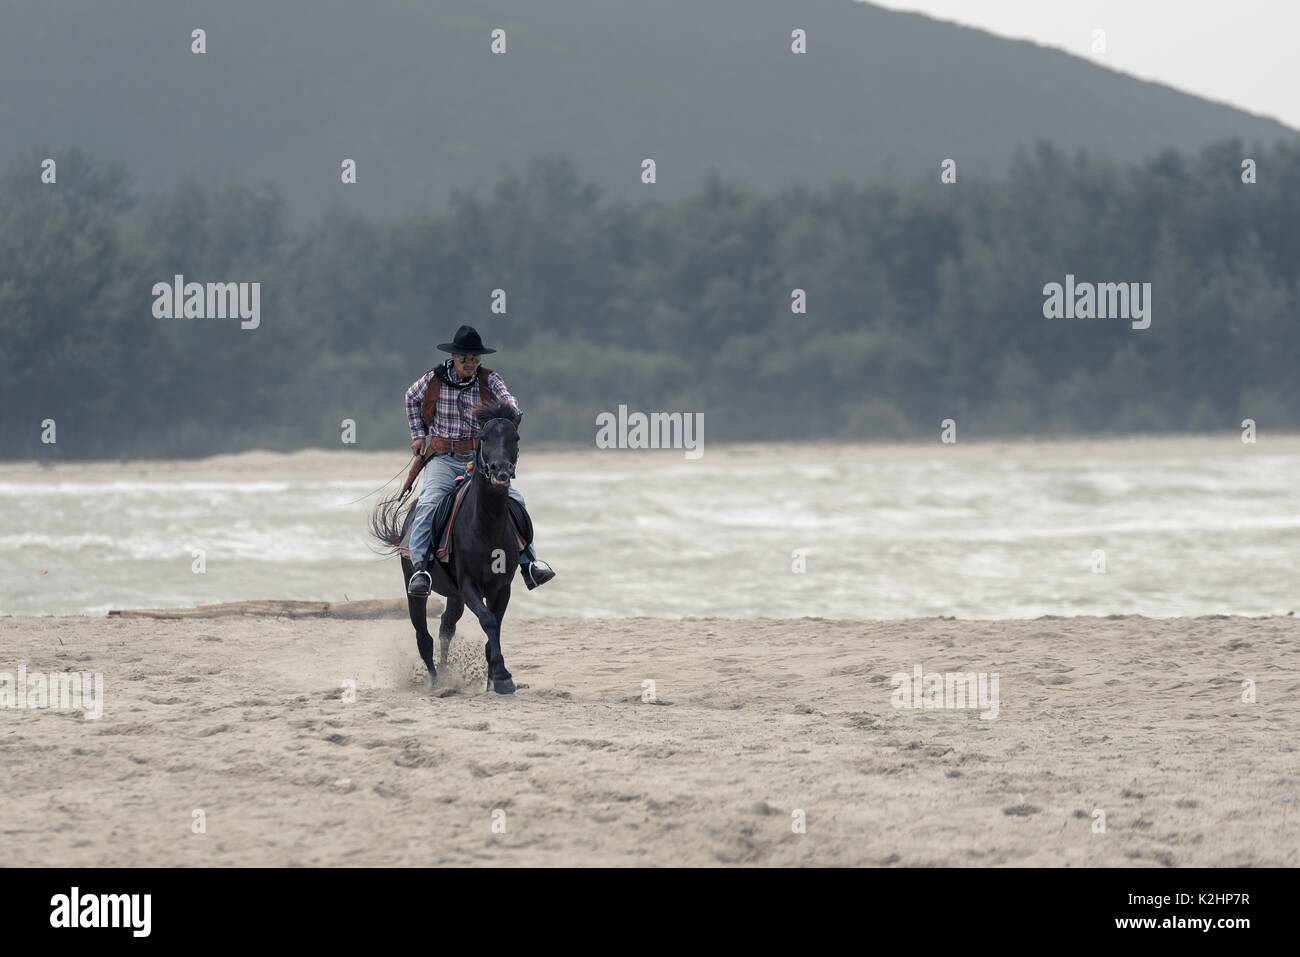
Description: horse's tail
368,488,414,557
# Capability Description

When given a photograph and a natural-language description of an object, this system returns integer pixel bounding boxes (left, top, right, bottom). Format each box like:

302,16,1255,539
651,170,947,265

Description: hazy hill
2,0,1293,222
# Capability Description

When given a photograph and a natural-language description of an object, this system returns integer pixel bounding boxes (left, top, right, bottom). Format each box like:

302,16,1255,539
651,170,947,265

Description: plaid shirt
405,363,519,441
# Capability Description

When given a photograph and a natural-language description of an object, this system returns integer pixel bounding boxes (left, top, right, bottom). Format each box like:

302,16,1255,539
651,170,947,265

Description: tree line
2,139,1297,461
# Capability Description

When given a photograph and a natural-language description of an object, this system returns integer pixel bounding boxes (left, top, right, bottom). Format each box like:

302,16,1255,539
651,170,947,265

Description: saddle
398,475,532,566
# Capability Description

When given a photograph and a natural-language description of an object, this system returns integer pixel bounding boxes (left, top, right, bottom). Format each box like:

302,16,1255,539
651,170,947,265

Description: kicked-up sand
2,609,1296,866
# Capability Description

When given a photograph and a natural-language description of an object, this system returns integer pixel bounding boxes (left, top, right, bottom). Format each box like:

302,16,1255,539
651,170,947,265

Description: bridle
474,419,518,481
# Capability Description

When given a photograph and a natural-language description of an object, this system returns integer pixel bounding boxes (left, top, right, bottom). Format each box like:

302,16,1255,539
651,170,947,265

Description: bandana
435,357,479,388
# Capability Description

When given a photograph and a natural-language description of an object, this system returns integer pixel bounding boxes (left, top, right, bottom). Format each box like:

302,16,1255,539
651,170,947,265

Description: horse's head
475,399,522,491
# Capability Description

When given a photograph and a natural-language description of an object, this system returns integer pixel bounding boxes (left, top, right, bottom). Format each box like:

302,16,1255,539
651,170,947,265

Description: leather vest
420,366,493,430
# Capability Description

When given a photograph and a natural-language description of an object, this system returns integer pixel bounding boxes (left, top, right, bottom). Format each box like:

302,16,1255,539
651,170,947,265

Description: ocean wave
0,532,119,551
0,479,379,496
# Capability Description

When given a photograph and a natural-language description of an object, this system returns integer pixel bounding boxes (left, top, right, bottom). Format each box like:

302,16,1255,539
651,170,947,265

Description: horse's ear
511,410,522,429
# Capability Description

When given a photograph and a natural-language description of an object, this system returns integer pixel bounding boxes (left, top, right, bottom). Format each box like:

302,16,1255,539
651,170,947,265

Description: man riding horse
403,325,555,597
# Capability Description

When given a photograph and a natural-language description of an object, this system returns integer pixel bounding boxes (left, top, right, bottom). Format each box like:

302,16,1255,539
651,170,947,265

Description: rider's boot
408,560,433,597
521,560,556,590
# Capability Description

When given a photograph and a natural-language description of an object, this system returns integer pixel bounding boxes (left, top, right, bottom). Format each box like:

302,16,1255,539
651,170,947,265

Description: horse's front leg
486,585,513,692
460,581,514,695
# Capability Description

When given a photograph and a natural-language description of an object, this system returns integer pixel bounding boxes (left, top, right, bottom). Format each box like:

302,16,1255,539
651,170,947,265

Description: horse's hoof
486,677,516,695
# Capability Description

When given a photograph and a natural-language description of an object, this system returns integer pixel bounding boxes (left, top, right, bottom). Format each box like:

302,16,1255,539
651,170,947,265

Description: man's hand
410,438,426,457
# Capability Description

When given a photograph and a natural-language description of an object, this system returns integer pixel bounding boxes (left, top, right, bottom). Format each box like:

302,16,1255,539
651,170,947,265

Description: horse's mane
476,398,518,427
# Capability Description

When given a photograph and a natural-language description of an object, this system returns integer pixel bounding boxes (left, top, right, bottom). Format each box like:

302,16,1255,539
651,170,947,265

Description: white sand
2,611,1296,866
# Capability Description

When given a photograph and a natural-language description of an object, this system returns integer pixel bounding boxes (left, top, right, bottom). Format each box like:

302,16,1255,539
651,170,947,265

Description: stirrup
522,559,554,591
407,568,433,596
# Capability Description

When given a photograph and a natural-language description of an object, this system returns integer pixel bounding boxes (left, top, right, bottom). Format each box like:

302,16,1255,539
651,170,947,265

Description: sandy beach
4,434,1298,865
3,609,1296,866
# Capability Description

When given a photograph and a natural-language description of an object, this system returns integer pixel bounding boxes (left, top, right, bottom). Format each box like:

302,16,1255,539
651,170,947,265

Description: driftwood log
107,599,411,620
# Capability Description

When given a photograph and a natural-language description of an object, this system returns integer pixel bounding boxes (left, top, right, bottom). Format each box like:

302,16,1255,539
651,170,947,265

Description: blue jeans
408,453,536,567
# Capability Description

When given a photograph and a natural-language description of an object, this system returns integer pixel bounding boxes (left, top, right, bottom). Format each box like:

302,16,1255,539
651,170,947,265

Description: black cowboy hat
437,325,497,355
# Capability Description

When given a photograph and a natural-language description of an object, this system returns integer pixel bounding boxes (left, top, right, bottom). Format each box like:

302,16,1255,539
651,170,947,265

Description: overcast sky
866,0,1299,130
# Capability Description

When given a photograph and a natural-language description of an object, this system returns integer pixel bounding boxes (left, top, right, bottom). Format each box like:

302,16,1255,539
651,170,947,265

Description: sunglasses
453,354,481,363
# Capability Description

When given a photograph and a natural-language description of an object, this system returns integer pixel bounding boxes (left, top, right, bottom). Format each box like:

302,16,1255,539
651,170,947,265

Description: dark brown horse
369,399,522,694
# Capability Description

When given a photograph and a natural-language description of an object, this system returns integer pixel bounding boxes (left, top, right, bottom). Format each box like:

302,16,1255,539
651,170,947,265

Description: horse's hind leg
402,556,437,682
438,594,464,667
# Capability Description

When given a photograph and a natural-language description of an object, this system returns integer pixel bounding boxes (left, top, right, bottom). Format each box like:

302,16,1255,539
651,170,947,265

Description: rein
386,416,517,503
343,456,418,506
398,449,434,501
